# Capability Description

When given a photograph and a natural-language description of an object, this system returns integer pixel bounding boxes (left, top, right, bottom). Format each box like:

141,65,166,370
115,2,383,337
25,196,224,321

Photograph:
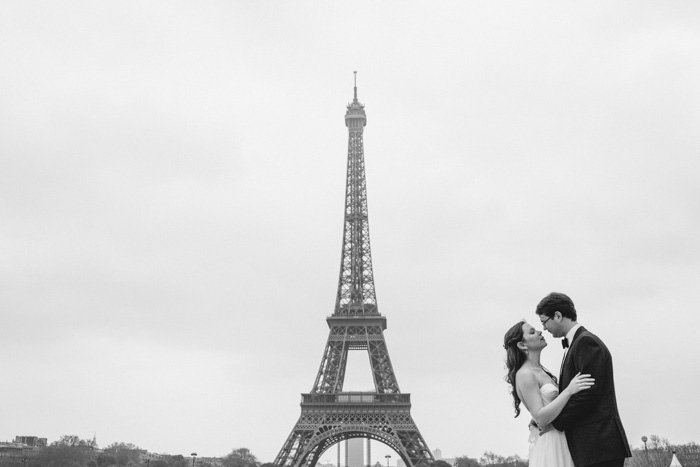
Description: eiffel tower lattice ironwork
273,76,433,467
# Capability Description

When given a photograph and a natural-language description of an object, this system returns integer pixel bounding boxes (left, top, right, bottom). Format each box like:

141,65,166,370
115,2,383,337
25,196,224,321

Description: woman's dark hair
503,320,558,418
503,320,526,417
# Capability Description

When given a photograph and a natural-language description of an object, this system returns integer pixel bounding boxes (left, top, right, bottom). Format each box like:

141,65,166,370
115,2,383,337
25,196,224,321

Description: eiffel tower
273,75,433,467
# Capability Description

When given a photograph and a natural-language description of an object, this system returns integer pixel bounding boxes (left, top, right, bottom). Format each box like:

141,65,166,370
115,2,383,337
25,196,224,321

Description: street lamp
191,452,198,467
641,436,649,466
385,454,391,467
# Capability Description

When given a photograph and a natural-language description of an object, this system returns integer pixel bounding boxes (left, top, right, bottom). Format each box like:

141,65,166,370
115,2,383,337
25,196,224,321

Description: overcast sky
2,1,699,463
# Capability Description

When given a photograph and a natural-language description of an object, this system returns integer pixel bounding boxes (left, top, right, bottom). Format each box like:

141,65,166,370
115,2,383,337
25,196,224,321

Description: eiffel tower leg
367,329,399,394
273,414,314,467
312,335,348,393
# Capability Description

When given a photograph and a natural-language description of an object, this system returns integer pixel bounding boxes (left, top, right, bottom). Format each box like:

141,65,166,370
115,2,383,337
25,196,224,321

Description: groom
536,292,631,467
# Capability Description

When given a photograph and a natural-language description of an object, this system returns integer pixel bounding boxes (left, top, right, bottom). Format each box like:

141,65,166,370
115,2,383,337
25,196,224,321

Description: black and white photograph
1,2,699,467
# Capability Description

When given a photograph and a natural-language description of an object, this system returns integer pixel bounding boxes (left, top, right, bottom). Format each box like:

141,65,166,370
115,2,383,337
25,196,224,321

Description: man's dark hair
535,292,577,321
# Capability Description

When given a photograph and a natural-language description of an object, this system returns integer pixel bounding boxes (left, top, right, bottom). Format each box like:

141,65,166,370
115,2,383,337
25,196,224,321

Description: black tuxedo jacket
553,326,631,467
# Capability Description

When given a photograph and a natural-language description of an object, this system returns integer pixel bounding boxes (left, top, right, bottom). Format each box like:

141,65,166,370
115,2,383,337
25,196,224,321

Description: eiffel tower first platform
273,76,433,467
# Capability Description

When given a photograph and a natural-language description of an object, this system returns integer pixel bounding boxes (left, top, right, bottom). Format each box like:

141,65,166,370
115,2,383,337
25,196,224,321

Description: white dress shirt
561,322,582,373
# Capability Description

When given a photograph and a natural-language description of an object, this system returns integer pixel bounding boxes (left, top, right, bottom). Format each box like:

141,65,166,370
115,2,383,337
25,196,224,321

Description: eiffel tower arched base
274,393,433,467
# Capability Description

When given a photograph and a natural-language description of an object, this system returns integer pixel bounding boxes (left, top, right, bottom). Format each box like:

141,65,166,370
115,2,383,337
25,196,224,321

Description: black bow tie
562,338,569,349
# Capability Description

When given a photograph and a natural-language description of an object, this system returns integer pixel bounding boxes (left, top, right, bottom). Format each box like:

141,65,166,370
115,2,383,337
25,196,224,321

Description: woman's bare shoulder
516,366,536,377
515,366,538,386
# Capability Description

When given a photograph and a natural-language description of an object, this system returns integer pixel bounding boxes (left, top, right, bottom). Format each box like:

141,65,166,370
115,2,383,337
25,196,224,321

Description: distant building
430,448,456,466
346,439,364,467
0,435,47,458
0,443,23,458
0,439,42,459
140,451,165,461
14,436,47,448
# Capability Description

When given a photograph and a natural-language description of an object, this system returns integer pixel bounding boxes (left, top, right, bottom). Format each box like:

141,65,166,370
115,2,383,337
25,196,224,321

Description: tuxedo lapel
559,349,567,388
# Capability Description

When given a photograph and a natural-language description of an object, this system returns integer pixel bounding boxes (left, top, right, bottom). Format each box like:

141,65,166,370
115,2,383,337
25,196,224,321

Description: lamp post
641,436,649,466
385,454,391,467
191,452,198,467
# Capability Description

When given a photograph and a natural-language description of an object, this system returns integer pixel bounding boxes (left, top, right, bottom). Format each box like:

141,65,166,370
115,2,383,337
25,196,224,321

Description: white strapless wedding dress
527,384,575,467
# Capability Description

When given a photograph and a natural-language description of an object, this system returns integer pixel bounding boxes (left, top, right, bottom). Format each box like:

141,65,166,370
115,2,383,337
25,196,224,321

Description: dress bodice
540,383,559,405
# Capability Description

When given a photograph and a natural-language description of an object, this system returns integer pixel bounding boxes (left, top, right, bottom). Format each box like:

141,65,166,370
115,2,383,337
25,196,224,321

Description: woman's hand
565,372,595,395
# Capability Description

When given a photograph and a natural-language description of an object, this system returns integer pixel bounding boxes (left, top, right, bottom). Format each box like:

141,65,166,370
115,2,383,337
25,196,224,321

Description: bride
503,320,594,467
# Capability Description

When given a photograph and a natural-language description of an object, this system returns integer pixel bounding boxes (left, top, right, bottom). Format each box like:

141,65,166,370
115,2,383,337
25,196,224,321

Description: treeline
453,453,526,467
626,435,700,467
0,436,262,467
4,434,700,467
450,434,700,467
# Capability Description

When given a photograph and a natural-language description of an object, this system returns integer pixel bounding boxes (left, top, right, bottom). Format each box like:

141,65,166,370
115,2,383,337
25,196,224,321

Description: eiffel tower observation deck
273,75,433,467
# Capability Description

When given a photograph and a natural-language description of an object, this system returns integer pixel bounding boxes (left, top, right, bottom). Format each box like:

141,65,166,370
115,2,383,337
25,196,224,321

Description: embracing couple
504,292,631,467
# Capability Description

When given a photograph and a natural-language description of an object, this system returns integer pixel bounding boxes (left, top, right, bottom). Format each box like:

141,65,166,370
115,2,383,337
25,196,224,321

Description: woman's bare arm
516,369,593,427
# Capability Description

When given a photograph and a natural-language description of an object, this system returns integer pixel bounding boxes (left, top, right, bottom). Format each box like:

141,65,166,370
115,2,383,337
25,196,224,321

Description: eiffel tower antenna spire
354,71,358,101
273,77,433,467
